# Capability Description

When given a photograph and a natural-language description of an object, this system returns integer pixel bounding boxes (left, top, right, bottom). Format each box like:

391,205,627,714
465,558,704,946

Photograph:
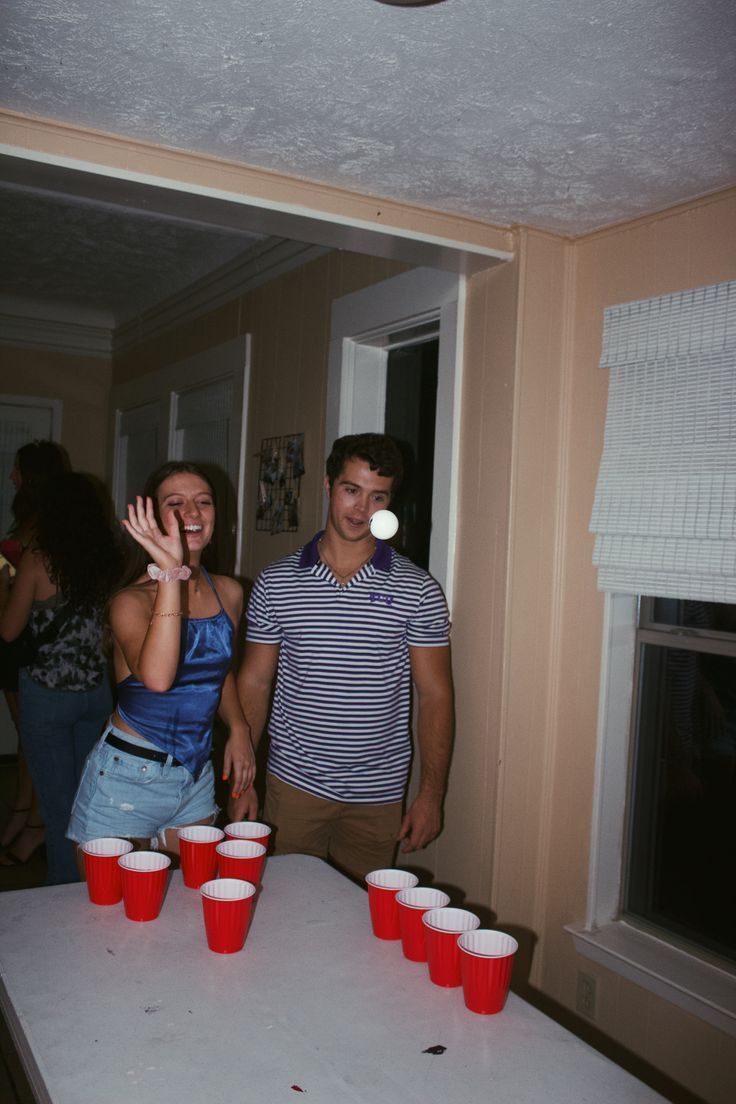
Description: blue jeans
19,669,112,885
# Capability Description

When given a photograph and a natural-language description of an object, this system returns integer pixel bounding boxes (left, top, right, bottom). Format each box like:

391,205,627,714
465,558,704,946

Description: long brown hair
10,440,68,535
35,473,123,613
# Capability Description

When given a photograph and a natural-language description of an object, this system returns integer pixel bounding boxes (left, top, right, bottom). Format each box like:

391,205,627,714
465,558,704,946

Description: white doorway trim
326,267,465,608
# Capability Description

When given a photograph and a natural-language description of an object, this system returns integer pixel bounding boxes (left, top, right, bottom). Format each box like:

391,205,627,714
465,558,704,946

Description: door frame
326,267,465,607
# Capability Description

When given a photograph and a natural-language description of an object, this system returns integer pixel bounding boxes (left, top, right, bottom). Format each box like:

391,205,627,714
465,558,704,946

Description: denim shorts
67,722,218,844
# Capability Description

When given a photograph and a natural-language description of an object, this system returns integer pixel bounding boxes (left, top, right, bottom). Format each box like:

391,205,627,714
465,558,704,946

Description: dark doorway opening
384,337,439,570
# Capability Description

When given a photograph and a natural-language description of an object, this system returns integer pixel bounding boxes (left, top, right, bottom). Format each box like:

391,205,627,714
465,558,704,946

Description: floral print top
25,593,107,691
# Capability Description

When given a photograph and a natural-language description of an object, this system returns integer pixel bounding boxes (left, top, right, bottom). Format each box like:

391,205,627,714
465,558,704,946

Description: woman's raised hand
122,496,184,569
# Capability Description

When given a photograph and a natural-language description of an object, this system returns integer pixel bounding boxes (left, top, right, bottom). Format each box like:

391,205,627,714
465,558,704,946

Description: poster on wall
255,434,304,534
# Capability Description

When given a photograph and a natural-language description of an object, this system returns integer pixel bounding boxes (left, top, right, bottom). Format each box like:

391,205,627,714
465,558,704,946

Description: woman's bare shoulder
110,579,156,616
211,574,242,600
210,574,243,617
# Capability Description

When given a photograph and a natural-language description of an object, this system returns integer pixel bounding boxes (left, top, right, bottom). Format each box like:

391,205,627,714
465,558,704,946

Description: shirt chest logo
369,592,394,606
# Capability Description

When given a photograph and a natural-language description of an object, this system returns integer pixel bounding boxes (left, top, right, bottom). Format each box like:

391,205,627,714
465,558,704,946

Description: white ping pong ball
369,509,399,540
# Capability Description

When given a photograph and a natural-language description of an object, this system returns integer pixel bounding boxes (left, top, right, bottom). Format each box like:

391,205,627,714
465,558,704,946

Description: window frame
566,593,736,1038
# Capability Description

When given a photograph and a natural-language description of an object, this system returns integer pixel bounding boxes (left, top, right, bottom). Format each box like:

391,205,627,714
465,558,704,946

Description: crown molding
0,304,113,357
0,238,329,359
113,237,328,353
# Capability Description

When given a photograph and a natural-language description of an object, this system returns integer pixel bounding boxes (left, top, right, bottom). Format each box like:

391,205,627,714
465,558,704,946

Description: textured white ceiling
1,0,735,324
0,185,264,324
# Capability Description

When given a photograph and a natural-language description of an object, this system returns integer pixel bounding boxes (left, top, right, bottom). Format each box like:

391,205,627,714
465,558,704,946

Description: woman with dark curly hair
0,472,123,883
0,440,68,854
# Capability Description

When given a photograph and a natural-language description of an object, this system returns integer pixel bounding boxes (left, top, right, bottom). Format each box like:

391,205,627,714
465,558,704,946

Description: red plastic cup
396,887,451,961
200,878,256,954
422,907,481,987
216,839,267,885
118,852,171,921
223,821,272,848
458,929,518,1014
82,837,134,905
364,869,419,940
177,825,225,888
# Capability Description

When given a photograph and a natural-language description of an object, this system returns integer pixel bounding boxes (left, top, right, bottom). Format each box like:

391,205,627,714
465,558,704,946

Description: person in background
67,462,254,865
236,433,454,882
0,471,122,881
0,440,68,859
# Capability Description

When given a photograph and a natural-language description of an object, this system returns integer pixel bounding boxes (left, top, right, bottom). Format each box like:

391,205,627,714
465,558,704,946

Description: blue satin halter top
116,569,233,779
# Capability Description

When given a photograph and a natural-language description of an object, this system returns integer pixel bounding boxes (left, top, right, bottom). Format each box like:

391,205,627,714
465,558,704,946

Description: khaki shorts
264,772,402,882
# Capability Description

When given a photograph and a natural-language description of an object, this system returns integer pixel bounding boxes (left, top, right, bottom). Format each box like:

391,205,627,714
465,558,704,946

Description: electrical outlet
576,971,597,1019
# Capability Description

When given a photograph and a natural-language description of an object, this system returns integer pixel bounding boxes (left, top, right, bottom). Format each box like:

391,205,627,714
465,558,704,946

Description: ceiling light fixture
374,1,448,7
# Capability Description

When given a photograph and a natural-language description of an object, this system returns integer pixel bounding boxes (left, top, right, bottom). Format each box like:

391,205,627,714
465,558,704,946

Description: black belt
104,731,184,768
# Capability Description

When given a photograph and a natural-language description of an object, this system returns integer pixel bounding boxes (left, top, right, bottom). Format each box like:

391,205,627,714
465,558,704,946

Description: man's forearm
237,676,274,751
217,671,248,731
416,691,454,800
236,641,280,751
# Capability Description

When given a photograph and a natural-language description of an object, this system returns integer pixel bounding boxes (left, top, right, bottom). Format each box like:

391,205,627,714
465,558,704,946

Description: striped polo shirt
246,531,450,803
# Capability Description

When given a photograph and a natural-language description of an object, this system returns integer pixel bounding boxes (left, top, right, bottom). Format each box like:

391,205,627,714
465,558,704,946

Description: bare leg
1,691,45,849
160,816,218,863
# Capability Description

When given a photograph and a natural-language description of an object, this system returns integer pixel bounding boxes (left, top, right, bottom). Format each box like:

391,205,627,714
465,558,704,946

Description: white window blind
590,280,736,602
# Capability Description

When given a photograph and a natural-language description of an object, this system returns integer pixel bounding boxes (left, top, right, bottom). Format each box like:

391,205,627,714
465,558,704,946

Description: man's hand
397,791,443,852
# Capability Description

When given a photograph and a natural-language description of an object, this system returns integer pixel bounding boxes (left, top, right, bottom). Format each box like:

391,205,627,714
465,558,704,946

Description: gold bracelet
149,610,183,624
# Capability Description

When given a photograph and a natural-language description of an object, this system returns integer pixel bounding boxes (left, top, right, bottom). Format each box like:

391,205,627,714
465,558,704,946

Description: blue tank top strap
200,567,225,615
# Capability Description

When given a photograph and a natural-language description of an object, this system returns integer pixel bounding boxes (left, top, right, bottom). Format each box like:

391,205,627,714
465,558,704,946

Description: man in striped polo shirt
236,433,454,881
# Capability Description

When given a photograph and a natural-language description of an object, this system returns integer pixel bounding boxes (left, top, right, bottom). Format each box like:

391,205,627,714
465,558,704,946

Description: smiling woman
66,461,256,870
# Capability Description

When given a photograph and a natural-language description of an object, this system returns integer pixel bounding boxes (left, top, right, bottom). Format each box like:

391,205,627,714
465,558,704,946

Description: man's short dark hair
326,434,404,492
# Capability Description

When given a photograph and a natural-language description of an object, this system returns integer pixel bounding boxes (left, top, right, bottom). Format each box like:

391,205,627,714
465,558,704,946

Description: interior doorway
385,336,439,571
326,266,463,604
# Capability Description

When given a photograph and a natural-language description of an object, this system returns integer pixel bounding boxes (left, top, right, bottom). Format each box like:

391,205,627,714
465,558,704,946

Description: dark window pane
647,598,736,635
626,637,736,963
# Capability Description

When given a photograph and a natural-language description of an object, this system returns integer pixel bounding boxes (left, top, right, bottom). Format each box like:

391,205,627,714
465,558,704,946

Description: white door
170,373,245,576
111,337,250,575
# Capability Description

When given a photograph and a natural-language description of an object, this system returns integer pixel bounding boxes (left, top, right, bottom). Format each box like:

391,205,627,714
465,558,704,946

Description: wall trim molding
0,309,112,357
113,238,327,353
0,238,328,358
0,110,515,271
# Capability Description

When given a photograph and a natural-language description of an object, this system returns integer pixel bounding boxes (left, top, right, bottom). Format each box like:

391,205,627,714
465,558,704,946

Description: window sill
566,920,736,1037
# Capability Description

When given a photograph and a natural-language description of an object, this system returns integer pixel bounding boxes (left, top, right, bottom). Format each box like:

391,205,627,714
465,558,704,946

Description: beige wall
548,189,736,1103
0,346,112,478
439,190,736,1104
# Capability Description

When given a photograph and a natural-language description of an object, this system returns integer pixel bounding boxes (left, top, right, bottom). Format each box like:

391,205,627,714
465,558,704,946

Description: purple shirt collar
300,530,391,573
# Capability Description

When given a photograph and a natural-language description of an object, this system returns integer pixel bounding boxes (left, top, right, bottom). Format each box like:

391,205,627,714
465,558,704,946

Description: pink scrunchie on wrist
147,563,192,583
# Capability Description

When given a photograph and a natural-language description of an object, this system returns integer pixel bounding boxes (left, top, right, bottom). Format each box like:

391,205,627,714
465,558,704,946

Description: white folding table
0,855,666,1103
